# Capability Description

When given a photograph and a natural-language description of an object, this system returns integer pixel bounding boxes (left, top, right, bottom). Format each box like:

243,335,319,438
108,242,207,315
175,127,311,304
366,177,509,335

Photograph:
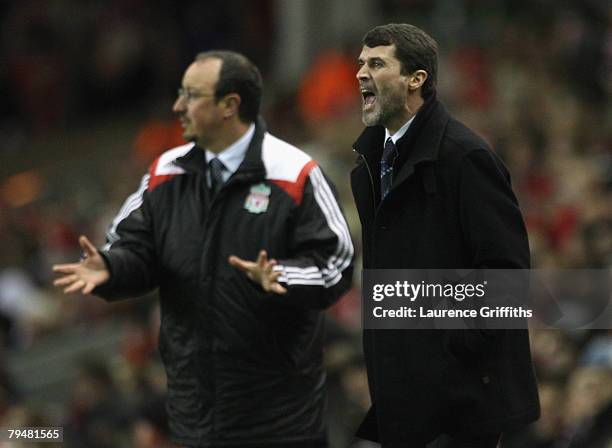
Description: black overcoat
350,96,540,446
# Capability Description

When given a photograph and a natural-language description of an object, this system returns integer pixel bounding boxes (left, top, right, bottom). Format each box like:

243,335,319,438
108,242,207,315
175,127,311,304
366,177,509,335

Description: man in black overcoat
351,23,540,448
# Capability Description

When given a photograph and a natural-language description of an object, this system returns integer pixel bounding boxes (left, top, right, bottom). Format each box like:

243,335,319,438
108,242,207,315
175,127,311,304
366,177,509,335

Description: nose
356,64,369,82
172,95,186,114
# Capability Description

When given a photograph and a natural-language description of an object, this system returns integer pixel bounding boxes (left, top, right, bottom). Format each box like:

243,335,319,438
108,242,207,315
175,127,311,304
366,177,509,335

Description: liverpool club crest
244,183,271,214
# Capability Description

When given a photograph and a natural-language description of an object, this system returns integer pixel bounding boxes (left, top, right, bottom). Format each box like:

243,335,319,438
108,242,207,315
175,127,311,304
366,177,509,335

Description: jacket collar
174,116,267,181
235,116,267,177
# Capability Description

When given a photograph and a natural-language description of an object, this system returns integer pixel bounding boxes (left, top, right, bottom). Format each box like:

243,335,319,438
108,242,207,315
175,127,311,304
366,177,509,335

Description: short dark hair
363,24,438,97
195,50,262,123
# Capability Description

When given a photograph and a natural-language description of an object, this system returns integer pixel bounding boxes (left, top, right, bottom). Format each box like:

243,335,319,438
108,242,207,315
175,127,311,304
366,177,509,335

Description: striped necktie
380,137,397,200
209,158,225,196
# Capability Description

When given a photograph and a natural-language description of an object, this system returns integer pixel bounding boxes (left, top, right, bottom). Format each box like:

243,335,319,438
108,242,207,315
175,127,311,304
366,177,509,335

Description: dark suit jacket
350,95,540,446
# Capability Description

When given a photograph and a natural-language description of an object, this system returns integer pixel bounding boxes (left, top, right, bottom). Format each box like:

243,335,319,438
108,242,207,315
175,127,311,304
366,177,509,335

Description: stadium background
0,0,610,446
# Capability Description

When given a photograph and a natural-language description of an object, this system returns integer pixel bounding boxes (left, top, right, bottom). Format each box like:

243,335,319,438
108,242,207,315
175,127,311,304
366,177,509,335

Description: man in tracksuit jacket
53,51,354,448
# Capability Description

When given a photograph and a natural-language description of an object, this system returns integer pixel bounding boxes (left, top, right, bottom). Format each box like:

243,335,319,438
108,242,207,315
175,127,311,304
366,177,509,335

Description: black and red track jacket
94,118,354,447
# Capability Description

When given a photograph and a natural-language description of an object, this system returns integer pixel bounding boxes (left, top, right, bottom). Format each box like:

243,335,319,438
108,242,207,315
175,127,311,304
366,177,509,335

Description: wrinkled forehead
182,58,222,90
358,44,398,62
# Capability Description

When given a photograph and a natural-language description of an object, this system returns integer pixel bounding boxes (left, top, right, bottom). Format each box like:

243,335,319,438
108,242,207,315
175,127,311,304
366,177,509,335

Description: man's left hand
228,250,288,295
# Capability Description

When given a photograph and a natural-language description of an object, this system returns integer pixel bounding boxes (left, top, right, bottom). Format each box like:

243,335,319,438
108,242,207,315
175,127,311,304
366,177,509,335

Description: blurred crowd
0,0,610,447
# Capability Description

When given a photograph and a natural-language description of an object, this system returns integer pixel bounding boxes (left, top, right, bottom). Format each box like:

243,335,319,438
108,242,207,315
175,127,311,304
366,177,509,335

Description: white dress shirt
384,115,415,145
205,123,256,185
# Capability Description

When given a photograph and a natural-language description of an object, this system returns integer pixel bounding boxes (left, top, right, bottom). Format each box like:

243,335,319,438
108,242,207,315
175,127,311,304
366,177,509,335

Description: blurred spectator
298,49,359,126
0,268,58,349
531,330,579,379
580,333,612,368
63,358,130,448
502,380,565,448
563,366,612,447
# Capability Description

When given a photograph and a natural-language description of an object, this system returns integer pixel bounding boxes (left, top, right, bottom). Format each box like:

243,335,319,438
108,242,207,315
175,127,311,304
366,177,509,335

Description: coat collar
353,95,449,163
353,94,450,185
174,116,267,181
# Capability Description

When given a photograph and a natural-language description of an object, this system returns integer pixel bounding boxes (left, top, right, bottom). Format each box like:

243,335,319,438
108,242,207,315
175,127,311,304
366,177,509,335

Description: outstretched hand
52,235,110,294
228,250,287,295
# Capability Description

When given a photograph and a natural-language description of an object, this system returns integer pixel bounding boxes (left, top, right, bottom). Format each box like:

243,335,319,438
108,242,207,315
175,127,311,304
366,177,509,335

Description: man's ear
222,94,241,119
408,70,428,92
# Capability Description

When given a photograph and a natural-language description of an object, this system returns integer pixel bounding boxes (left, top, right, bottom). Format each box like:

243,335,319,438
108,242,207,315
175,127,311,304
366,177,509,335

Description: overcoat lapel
391,96,449,191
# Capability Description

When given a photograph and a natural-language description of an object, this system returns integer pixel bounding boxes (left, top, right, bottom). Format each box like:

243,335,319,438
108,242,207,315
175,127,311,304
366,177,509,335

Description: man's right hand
52,235,110,294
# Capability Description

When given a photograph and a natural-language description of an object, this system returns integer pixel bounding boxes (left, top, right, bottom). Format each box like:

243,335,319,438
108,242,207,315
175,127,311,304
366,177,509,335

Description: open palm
53,235,110,294
228,250,287,295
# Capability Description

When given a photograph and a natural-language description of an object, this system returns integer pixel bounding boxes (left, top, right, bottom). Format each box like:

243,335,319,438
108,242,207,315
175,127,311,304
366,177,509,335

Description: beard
362,89,405,128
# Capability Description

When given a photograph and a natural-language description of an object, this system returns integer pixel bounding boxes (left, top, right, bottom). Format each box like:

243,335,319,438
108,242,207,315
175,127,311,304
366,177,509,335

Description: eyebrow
358,56,386,64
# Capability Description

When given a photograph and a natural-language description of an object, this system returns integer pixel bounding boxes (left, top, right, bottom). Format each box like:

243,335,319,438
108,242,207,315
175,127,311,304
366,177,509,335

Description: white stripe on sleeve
274,166,353,288
103,174,150,251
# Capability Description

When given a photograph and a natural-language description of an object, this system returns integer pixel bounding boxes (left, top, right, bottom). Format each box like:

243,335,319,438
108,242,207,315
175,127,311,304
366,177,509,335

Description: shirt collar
205,123,256,174
384,115,415,144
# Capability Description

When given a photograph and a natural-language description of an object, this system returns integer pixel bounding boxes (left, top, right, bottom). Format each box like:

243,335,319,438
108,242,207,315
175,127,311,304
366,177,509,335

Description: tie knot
382,138,397,163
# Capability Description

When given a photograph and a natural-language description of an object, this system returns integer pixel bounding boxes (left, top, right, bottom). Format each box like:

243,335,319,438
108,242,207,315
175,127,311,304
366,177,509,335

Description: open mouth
361,89,376,108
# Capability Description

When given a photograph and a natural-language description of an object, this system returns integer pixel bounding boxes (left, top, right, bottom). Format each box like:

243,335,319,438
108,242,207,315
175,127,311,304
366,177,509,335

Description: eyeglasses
177,87,215,102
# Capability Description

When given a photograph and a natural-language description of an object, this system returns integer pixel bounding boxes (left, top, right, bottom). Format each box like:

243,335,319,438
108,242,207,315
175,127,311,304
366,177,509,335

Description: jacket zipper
356,151,377,212
203,170,262,435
